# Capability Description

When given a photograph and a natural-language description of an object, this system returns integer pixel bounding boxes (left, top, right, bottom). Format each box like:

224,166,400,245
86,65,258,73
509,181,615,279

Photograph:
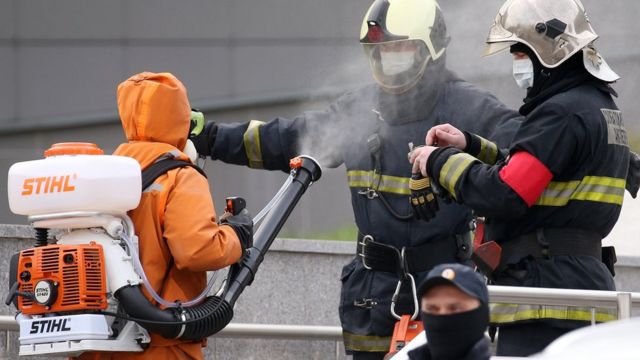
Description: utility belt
356,232,461,276
356,232,472,320
474,228,616,276
501,228,601,268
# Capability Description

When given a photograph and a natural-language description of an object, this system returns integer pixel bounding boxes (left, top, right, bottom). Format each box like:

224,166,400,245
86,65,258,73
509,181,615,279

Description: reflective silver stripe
536,176,626,206
490,303,618,324
243,120,265,169
342,331,391,352
347,170,410,195
537,180,581,201
476,135,499,164
438,153,476,198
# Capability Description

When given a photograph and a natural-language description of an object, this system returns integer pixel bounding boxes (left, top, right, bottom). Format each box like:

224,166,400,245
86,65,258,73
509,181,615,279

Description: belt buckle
358,235,375,270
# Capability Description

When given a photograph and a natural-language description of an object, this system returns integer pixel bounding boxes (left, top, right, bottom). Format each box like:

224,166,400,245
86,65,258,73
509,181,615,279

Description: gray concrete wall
0,0,371,124
0,0,639,244
1,225,640,359
2,0,638,124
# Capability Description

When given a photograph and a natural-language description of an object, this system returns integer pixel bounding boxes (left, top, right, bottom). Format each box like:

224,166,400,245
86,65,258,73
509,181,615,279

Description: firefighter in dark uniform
190,0,521,358
411,0,633,356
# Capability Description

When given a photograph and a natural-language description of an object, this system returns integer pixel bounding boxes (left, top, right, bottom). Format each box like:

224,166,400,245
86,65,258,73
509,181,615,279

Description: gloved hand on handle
220,208,254,254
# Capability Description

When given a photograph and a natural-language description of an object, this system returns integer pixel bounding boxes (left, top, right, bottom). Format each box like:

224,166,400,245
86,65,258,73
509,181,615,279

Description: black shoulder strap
141,158,207,190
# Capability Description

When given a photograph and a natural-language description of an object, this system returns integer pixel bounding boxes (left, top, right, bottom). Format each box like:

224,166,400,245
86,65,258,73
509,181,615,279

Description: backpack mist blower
5,142,321,357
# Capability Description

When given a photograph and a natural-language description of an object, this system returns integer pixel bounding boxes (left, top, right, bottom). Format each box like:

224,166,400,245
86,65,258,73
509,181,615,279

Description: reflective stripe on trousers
342,331,391,352
490,303,618,324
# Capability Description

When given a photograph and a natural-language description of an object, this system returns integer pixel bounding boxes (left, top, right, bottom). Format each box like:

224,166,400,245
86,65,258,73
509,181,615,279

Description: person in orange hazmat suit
76,72,252,360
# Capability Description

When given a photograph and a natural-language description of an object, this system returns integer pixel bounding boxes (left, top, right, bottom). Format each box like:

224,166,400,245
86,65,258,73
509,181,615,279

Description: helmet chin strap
183,139,199,163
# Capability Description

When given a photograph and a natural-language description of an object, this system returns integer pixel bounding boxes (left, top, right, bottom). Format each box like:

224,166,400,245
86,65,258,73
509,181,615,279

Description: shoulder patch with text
601,109,628,146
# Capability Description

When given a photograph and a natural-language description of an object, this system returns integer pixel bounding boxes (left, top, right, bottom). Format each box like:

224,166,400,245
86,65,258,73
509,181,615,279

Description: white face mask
513,58,534,90
380,51,415,76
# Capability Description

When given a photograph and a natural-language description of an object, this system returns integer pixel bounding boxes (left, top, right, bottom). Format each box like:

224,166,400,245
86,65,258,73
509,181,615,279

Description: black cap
417,263,488,305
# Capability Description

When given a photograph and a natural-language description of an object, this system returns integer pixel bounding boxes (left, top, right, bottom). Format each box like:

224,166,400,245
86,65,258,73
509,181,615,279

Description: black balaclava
510,43,593,116
422,302,489,360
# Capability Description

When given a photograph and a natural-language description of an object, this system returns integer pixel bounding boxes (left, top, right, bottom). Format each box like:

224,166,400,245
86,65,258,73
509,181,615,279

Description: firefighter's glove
188,110,217,157
626,151,640,198
409,173,439,222
220,209,254,253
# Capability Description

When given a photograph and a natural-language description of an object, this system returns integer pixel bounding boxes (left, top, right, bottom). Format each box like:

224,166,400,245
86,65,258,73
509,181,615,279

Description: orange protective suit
76,72,242,360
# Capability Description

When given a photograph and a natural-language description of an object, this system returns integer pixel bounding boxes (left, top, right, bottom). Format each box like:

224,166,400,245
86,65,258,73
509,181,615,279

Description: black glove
220,209,253,253
409,173,439,221
189,110,217,157
626,151,640,198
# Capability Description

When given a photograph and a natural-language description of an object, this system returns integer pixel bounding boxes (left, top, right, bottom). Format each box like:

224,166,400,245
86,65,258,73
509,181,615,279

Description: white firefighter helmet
360,0,450,93
484,0,619,82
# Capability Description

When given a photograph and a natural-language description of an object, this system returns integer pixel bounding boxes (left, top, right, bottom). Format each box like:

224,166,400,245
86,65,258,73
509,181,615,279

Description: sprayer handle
225,197,246,216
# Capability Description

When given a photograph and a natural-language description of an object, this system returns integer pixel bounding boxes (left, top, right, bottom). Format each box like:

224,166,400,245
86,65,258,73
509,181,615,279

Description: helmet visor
363,40,429,92
483,41,516,57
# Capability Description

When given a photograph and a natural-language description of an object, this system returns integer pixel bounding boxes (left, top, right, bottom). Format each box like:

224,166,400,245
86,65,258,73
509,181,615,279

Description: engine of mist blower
11,243,108,315
6,143,149,356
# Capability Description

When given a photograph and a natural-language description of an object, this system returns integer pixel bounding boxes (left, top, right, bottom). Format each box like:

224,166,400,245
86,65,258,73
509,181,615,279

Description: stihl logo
21,174,77,196
29,318,71,334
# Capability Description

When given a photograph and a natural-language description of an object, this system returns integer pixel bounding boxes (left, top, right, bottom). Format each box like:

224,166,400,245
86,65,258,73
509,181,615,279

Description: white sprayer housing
8,143,141,216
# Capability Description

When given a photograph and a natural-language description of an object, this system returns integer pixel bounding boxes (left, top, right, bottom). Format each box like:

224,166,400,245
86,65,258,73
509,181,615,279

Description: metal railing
0,317,343,339
489,286,639,320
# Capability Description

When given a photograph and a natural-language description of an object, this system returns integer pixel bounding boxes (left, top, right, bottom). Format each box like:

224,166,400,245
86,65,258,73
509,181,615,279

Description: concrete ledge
3,224,636,264
0,224,33,239
271,237,355,255
617,256,640,267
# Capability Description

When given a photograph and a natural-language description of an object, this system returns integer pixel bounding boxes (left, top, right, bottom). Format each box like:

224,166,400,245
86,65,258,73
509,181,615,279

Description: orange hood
117,72,191,150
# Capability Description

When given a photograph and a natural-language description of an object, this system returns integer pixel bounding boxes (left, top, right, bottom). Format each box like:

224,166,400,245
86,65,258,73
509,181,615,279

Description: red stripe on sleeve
499,151,553,207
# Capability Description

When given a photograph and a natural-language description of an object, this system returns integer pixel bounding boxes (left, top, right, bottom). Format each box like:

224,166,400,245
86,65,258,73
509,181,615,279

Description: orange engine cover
16,243,108,315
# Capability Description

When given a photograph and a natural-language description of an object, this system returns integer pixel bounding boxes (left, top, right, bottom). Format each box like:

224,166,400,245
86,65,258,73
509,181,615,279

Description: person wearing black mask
408,263,490,360
409,0,634,356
